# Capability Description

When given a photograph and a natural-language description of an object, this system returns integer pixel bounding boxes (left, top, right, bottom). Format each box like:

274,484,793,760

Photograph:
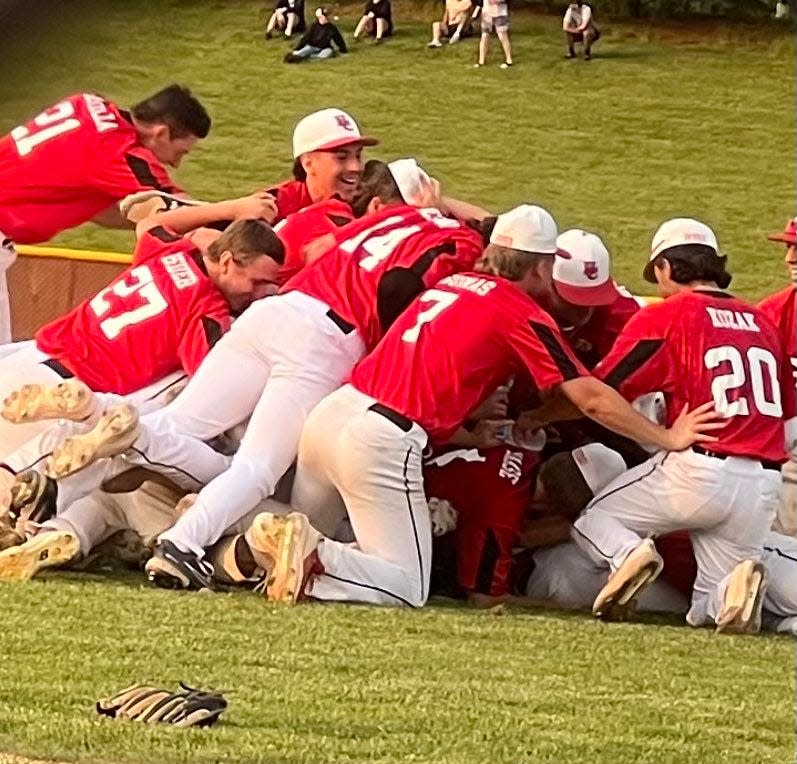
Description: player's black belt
368,403,413,433
41,358,74,379
325,308,355,335
692,445,781,472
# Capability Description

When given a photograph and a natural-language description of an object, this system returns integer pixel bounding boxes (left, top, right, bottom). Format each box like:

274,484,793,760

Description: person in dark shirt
284,7,348,62
353,0,393,42
265,0,306,39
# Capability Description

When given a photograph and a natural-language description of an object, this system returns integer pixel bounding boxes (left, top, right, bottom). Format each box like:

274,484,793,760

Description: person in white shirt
562,0,600,60
474,0,512,69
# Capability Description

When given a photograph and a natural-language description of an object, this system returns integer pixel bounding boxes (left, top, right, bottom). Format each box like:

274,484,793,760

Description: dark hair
654,244,732,289
207,219,285,265
292,156,307,182
131,84,211,139
350,159,402,217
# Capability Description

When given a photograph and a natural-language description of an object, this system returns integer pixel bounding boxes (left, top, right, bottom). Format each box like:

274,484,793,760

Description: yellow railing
17,244,132,265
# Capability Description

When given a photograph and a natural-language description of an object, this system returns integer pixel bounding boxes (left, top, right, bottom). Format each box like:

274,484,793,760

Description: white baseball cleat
0,530,80,582
593,539,664,620
2,379,96,424
715,559,767,635
45,404,140,479
118,190,206,223
257,512,322,604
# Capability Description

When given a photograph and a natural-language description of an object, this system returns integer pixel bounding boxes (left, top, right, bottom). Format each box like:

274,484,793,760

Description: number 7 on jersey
402,290,458,343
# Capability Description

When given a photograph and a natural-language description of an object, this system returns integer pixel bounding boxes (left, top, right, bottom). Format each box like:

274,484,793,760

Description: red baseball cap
553,229,620,306
767,217,797,245
292,108,378,158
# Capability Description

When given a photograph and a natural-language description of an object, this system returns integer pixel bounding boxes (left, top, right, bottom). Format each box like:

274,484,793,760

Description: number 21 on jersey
89,266,169,340
12,101,81,157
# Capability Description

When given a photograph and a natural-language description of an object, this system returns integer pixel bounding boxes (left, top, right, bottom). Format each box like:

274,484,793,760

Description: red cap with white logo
553,229,620,306
292,108,379,158
643,217,719,283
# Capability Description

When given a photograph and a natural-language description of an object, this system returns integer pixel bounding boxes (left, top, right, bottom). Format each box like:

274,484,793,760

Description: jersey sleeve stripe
124,154,167,191
201,316,225,350
602,339,665,389
529,321,581,380
149,226,182,244
409,242,457,277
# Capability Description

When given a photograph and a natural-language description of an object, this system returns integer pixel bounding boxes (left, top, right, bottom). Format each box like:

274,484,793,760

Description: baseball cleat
259,512,322,604
145,540,216,591
715,559,767,635
119,190,206,223
8,470,58,526
45,404,140,479
0,530,80,582
0,512,23,552
593,539,664,620
2,379,96,424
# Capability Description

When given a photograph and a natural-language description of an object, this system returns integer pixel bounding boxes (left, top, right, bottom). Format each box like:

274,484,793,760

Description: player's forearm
136,201,235,238
441,196,491,223
560,377,673,450
92,205,135,230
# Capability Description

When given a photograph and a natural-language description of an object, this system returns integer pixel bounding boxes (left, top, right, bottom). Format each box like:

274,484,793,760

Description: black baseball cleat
145,540,216,591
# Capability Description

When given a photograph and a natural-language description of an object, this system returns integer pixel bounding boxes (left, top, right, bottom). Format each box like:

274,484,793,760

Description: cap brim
553,247,571,260
554,278,620,307
310,135,380,153
767,232,797,244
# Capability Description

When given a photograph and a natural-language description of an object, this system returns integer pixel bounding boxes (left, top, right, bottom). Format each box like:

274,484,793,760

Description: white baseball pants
0,234,16,345
295,384,432,608
572,448,780,628
128,291,365,556
761,530,797,635
525,541,689,614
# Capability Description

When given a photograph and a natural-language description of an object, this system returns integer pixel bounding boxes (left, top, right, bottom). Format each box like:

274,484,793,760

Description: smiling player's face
304,145,364,202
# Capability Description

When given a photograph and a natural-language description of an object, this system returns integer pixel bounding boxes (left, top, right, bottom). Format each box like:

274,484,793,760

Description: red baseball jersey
561,289,643,369
283,204,483,350
275,197,354,285
351,272,590,445
35,227,231,394
266,178,313,223
596,289,793,462
758,285,796,389
0,93,179,244
424,445,541,596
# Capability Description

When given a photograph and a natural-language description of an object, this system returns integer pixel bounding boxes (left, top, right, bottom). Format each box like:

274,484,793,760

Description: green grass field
0,2,795,763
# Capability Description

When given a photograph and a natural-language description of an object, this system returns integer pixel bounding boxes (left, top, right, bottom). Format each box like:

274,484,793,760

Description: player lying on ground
240,204,721,608
12,158,484,591
0,85,211,342
0,195,284,511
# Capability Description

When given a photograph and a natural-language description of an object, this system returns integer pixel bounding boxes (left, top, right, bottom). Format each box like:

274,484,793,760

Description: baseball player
39,158,483,591
547,229,643,370
249,204,720,607
757,216,797,536
0,194,283,465
0,85,210,343
572,218,795,632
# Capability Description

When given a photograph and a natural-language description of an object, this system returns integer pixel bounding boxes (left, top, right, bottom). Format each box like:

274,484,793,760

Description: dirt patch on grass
0,755,74,764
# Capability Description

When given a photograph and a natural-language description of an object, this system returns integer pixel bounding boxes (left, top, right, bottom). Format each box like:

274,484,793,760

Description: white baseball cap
292,108,378,158
553,229,620,307
643,217,719,283
571,443,627,496
489,204,570,257
387,158,432,207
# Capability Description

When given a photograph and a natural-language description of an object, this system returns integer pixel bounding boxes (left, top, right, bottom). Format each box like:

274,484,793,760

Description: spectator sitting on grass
353,0,393,43
284,7,347,62
265,0,306,39
428,0,479,47
563,0,600,60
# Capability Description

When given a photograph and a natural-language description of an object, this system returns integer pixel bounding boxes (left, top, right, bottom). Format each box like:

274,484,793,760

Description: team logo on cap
583,261,599,281
335,114,355,132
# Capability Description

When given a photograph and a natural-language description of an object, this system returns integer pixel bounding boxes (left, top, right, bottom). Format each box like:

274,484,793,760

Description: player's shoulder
758,284,795,313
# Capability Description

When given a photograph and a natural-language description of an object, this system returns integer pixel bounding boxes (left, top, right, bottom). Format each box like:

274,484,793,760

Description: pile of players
0,86,794,637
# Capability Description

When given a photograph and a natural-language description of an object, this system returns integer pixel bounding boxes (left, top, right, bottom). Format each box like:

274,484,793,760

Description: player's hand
416,175,443,210
468,385,509,421
665,401,726,452
231,191,278,224
471,419,515,449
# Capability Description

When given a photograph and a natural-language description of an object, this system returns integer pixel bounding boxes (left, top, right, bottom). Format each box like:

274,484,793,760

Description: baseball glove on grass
96,682,228,727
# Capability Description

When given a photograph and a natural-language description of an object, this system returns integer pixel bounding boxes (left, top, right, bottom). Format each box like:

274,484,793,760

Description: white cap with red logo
553,229,620,307
489,204,570,257
292,108,379,158
643,217,719,283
